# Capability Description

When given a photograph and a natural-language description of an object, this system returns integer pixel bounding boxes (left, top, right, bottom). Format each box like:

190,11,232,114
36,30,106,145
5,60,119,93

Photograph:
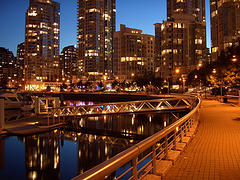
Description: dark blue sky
0,0,211,56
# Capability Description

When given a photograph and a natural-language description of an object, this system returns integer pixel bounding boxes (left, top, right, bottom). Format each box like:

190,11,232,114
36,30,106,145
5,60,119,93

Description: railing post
132,157,138,179
179,126,183,143
184,123,186,134
186,120,189,132
173,130,177,150
152,143,157,174
189,117,193,128
188,119,191,132
164,136,168,159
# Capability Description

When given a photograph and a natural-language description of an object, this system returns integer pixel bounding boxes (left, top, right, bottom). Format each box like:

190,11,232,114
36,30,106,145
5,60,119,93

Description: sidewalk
166,100,240,179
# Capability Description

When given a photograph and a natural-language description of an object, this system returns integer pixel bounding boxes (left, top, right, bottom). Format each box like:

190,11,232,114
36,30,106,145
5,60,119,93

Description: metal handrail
72,96,201,180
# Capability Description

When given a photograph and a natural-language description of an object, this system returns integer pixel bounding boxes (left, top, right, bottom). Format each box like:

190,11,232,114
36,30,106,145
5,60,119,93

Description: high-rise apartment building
210,0,240,61
167,0,206,22
155,0,207,83
77,0,116,78
0,47,18,88
25,0,60,88
113,24,155,80
60,45,78,81
155,14,206,80
17,42,25,79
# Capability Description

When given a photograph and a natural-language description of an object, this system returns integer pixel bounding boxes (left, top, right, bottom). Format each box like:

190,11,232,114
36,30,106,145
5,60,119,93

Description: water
0,111,188,180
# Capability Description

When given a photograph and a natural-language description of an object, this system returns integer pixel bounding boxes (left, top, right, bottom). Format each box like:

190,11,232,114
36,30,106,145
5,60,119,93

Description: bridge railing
50,96,196,120
72,96,201,180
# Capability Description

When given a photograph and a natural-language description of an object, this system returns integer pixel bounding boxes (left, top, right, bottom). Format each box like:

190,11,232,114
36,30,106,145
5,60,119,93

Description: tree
111,80,119,89
134,72,163,89
61,83,68,90
98,81,104,89
84,81,92,89
77,80,83,88
187,39,240,89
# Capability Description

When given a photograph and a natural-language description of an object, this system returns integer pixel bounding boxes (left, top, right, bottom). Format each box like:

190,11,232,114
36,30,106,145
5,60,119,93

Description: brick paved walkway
166,100,240,180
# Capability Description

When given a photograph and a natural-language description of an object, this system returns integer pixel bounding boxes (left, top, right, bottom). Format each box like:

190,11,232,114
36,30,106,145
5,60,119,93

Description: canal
0,101,189,179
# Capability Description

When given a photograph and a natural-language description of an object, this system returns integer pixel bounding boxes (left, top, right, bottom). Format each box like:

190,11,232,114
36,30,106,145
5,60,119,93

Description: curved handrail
72,96,201,180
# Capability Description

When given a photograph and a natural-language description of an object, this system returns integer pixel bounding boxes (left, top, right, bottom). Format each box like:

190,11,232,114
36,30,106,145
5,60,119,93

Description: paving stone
186,131,194,137
142,174,161,180
155,160,172,177
181,136,191,143
175,142,187,151
165,100,240,179
166,150,181,164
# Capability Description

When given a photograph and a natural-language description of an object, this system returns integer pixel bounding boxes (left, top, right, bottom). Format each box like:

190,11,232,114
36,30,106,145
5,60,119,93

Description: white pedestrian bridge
36,94,200,180
35,95,198,121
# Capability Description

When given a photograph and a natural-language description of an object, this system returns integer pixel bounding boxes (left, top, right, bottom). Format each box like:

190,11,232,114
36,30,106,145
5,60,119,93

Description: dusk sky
0,0,211,56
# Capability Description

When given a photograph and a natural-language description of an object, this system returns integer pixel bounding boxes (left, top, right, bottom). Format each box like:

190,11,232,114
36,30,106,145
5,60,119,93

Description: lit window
212,47,218,53
161,24,165,31
195,39,203,44
211,10,218,17
28,10,37,16
195,50,202,55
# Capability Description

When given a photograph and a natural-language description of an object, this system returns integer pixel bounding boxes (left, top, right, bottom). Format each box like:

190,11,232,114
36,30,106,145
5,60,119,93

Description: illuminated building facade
25,0,60,89
77,0,116,78
155,14,206,81
167,0,206,22
17,42,25,79
210,0,240,61
60,45,78,81
0,47,18,87
113,24,155,80
155,0,206,83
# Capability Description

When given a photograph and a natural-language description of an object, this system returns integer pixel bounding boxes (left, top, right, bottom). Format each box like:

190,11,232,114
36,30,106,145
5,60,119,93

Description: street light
212,68,223,97
232,55,237,62
103,75,107,81
212,69,216,74
172,68,180,93
175,68,180,74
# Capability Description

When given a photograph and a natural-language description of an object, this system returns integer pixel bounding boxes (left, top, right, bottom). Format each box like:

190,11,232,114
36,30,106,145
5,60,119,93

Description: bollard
0,99,4,129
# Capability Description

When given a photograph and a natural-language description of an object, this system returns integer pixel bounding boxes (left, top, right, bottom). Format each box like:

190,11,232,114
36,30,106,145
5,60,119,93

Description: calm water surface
0,110,188,180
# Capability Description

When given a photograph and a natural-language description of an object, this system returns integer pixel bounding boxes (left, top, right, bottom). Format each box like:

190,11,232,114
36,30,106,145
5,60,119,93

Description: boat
0,91,21,110
20,94,35,111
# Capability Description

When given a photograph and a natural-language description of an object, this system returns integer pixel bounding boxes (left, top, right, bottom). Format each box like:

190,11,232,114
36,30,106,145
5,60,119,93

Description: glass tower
25,0,60,84
77,0,116,78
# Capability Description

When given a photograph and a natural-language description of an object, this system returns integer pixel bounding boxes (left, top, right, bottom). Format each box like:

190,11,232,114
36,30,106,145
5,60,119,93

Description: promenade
166,100,240,179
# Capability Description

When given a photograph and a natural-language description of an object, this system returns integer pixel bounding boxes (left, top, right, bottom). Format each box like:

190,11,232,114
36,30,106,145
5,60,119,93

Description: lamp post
212,68,223,98
167,78,170,94
175,68,180,93
232,55,237,62
175,68,180,74
131,73,135,78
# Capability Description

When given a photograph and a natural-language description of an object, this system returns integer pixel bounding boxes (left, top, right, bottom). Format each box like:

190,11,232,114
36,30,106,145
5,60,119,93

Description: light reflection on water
63,100,94,107
0,110,188,180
